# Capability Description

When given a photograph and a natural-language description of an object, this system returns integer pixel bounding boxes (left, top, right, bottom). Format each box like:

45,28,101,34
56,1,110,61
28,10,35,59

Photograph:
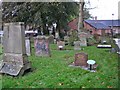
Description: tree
2,2,91,38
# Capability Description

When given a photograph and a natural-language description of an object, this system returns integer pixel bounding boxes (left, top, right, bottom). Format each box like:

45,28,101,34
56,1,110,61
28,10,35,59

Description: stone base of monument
0,53,31,76
69,62,97,72
71,52,98,72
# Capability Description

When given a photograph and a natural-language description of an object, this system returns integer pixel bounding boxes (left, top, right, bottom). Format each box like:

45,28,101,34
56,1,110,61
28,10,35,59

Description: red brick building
68,18,120,36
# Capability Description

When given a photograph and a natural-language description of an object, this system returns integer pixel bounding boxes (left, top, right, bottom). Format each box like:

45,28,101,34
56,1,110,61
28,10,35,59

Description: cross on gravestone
0,22,31,76
74,52,88,67
25,37,31,56
74,41,81,50
34,36,51,57
57,41,65,50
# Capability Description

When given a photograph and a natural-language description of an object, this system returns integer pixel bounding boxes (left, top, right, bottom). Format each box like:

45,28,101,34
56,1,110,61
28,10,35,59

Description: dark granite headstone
0,22,31,76
34,36,50,56
74,52,88,67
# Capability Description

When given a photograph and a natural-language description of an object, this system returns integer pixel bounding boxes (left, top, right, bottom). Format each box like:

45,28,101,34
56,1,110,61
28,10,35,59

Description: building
84,20,120,36
68,18,120,36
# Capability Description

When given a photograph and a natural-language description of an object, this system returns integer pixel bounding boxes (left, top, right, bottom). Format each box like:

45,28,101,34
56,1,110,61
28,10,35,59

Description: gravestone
74,41,81,50
0,34,3,45
114,44,120,53
34,36,51,56
48,35,54,44
74,52,88,67
78,32,87,46
0,22,31,76
25,37,31,56
57,41,65,50
64,36,69,45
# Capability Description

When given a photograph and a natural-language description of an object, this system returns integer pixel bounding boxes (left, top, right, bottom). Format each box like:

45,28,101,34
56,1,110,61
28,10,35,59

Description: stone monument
78,32,87,46
25,37,31,56
74,41,81,50
34,36,51,57
0,22,31,76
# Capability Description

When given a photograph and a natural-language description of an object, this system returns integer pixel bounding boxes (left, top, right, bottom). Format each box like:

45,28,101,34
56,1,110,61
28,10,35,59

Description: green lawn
1,44,119,88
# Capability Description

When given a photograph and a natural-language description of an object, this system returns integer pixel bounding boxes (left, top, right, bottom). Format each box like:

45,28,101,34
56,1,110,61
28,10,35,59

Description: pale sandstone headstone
25,37,31,56
0,22,31,76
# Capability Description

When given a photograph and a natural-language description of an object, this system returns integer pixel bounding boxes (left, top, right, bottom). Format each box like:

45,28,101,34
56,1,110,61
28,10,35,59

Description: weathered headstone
48,35,54,44
78,32,87,46
25,37,31,56
57,41,65,50
0,22,31,76
34,36,50,56
64,36,69,45
74,52,88,67
74,41,81,50
0,34,3,45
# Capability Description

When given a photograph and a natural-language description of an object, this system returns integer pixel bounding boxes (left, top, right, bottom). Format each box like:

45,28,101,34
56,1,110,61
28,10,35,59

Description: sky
86,0,120,20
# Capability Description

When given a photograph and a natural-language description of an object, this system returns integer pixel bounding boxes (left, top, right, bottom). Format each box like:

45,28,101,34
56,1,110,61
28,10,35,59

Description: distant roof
85,20,120,27
68,18,78,30
68,18,120,30
89,22,110,29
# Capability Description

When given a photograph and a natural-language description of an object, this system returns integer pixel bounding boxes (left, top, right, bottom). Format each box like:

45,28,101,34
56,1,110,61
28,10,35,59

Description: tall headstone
74,52,88,67
25,37,31,56
0,22,31,76
34,36,51,57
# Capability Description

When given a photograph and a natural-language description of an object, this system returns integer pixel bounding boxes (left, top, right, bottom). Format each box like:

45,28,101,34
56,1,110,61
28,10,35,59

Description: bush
68,30,79,46
87,37,97,46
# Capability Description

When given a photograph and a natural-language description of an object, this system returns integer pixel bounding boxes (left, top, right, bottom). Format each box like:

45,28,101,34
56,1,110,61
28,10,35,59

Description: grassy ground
1,44,118,88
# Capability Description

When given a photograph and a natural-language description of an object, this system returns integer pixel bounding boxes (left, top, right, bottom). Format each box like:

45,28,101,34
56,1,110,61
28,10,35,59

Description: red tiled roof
68,18,78,30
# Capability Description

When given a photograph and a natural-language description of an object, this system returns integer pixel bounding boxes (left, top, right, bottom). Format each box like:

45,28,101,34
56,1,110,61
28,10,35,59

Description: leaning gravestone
57,41,65,50
0,22,31,76
34,36,51,57
74,52,88,67
74,41,81,50
25,37,31,56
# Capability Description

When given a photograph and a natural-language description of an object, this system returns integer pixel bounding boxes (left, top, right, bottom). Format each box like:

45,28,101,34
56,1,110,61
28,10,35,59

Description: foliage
2,2,91,36
68,30,79,46
87,37,97,46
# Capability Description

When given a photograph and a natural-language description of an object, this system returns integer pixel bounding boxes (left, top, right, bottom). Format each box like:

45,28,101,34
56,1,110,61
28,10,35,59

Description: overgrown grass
1,44,118,88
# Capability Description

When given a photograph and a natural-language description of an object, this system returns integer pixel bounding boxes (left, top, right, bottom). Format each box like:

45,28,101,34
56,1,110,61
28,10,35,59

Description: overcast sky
87,0,120,20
